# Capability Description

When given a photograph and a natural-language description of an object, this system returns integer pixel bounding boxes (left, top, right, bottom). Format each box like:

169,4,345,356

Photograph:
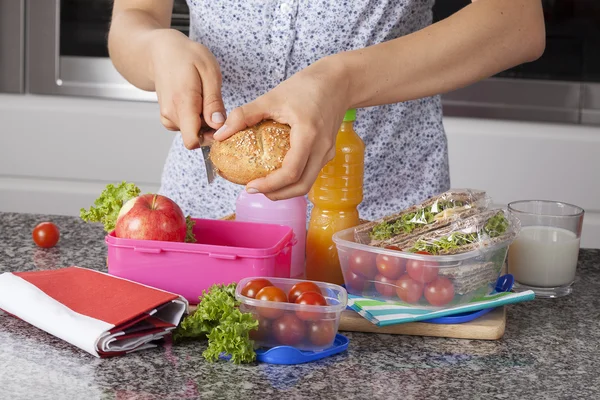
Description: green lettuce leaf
203,309,258,364
174,283,258,364
408,212,509,255
370,200,464,241
79,181,140,232
185,216,197,243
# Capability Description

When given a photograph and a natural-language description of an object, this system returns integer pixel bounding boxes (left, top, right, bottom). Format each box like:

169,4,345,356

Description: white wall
1,94,598,248
444,117,600,249
0,94,174,216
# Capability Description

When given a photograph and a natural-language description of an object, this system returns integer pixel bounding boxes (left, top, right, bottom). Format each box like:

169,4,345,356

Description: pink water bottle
235,190,307,279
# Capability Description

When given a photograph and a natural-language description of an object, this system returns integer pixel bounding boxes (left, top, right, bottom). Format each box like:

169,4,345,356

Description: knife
198,117,218,184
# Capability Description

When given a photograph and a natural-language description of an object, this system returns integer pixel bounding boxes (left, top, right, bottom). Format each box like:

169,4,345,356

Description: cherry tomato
375,253,405,279
424,277,455,307
273,313,305,346
374,274,397,297
288,281,322,304
348,250,377,279
345,270,368,293
406,252,439,284
395,274,424,304
384,245,402,251
240,278,273,299
249,316,271,342
308,320,337,347
32,222,60,248
295,291,327,321
255,286,288,319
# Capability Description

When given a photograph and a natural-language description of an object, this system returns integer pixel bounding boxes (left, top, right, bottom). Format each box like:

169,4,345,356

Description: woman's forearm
108,1,175,91
338,0,545,108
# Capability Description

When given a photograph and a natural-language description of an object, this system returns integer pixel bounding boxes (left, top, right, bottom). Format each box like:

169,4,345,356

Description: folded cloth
347,290,535,326
0,266,188,358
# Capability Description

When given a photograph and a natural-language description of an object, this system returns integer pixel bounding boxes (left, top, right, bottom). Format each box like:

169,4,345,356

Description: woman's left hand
213,56,351,200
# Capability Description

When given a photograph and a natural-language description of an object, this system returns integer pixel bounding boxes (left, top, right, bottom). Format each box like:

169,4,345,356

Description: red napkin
0,266,188,358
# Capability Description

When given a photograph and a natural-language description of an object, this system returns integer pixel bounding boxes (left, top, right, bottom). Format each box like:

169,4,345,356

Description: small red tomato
255,286,288,319
375,253,405,279
374,274,397,297
273,313,306,346
295,291,327,321
308,320,337,347
424,277,455,307
32,222,60,249
345,270,368,293
288,281,322,304
406,253,439,284
384,245,402,251
395,274,424,304
240,278,273,299
348,250,377,279
249,316,271,342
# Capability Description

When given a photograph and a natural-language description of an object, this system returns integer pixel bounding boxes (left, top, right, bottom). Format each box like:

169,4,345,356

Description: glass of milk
507,200,584,298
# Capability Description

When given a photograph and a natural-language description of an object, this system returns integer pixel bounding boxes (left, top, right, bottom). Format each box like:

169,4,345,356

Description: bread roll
209,120,291,185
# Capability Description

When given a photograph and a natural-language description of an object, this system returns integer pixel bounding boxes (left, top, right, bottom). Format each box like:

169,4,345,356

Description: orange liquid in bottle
305,109,364,285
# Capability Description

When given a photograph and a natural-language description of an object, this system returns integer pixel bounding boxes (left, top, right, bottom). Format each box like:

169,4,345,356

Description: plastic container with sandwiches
333,208,520,309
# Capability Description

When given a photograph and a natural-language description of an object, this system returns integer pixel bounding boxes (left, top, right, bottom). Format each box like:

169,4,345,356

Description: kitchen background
0,0,599,248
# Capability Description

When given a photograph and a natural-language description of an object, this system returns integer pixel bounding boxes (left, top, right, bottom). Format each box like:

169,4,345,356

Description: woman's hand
151,29,226,149
213,57,351,200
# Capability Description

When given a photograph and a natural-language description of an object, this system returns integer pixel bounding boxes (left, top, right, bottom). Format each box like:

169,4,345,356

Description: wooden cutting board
338,307,506,340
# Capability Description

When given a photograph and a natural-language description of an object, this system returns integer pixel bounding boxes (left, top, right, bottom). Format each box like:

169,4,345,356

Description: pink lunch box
105,218,294,304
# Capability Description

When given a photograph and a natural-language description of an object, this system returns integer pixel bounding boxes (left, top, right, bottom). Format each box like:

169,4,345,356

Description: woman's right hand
150,29,225,149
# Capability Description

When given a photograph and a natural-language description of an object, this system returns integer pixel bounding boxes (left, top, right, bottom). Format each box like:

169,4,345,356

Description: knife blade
198,118,218,184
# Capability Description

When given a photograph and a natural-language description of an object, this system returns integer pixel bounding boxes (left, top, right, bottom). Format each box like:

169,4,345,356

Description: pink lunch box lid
104,218,294,258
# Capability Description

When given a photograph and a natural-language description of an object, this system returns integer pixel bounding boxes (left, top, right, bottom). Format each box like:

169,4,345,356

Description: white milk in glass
508,226,580,287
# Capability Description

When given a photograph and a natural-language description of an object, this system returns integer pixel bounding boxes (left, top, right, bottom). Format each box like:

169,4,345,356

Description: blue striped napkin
347,290,535,326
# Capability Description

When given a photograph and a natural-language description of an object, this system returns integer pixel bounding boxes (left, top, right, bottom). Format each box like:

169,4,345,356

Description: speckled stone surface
0,212,599,400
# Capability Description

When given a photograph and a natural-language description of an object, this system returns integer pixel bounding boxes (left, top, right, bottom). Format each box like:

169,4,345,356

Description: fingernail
211,112,225,124
246,187,259,194
214,124,228,139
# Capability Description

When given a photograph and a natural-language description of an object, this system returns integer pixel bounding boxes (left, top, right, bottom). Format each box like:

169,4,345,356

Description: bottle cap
343,109,356,122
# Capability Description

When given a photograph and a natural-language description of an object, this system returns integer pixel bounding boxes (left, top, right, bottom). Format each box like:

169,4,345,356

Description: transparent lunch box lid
332,225,515,266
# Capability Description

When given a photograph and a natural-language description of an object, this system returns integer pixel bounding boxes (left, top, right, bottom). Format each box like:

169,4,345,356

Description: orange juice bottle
305,109,364,285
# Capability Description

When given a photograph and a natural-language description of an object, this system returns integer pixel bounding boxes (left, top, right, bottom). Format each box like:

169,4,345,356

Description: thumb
213,98,269,141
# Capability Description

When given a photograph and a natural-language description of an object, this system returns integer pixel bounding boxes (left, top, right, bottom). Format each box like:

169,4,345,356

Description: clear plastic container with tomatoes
332,218,517,309
235,277,347,352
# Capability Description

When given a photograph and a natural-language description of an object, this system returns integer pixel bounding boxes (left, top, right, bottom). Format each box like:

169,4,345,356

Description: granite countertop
1,212,599,400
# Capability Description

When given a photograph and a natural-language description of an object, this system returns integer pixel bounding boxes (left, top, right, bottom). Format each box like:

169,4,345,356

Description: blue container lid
255,334,349,365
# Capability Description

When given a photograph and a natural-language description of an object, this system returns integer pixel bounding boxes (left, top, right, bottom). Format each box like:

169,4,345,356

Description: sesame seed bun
209,120,291,185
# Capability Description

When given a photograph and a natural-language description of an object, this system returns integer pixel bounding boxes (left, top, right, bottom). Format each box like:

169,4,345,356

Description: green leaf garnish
79,181,140,232
370,200,465,241
408,212,509,255
185,216,197,243
174,283,258,364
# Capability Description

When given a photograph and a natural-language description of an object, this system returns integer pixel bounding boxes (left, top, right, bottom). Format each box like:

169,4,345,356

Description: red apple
115,194,187,242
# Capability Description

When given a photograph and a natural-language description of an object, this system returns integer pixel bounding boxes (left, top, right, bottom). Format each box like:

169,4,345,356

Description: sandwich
354,189,489,247
438,261,501,295
209,120,291,185
400,208,515,256
401,209,517,295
